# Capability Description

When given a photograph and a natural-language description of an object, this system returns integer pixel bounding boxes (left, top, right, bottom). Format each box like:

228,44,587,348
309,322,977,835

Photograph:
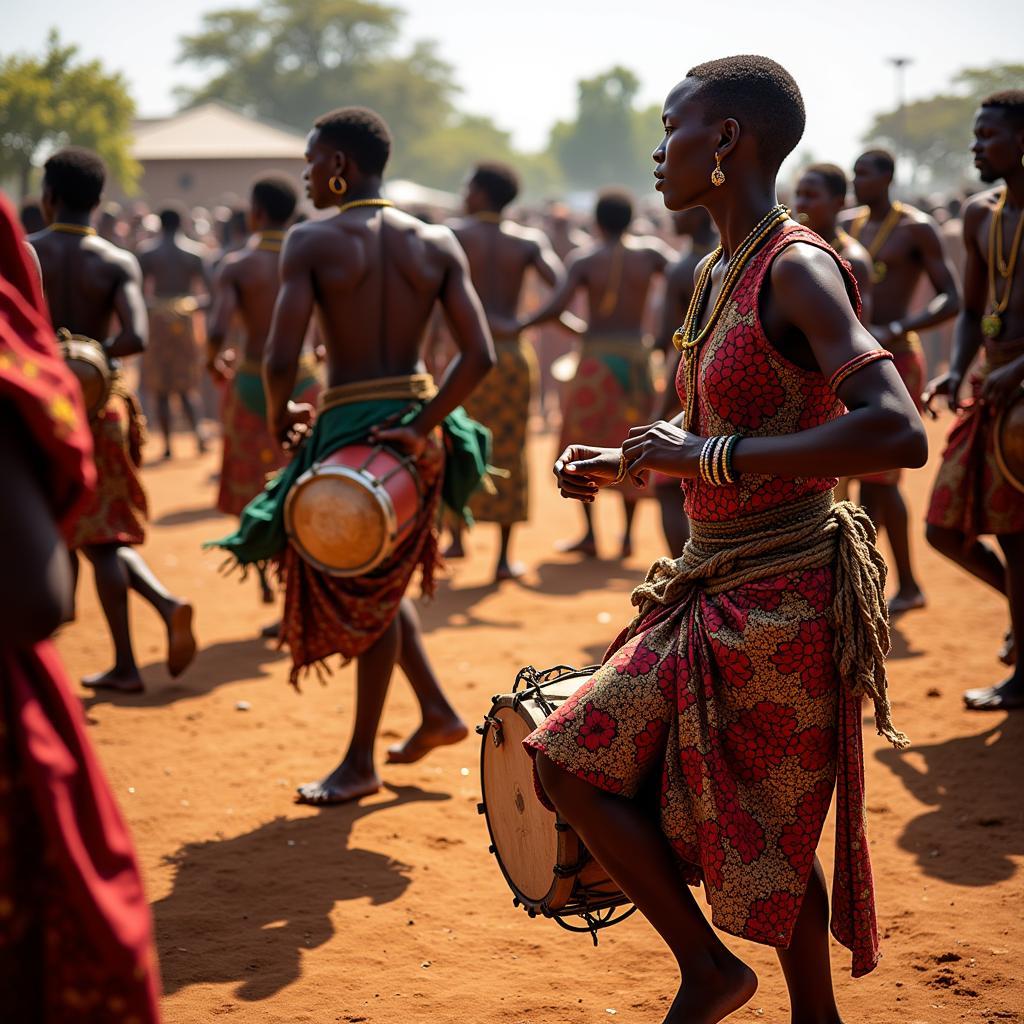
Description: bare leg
117,546,196,677
296,612,401,804
860,482,925,612
495,524,526,581
256,563,275,604
443,518,465,559
964,533,1024,710
658,486,690,557
387,599,468,763
176,391,207,454
536,755,758,1024
776,857,842,1024
80,543,143,692
925,524,1008,593
556,501,597,556
155,393,172,458
620,495,638,558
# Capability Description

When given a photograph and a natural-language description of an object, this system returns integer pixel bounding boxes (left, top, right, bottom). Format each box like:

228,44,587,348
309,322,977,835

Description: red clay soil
56,415,1022,1023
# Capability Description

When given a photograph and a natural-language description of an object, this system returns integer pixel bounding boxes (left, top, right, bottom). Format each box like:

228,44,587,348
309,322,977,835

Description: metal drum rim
993,391,1024,495
284,462,399,577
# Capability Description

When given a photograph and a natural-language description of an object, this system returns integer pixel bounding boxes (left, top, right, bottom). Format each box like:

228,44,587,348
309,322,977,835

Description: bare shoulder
500,221,547,247
771,239,846,290
838,205,867,227
963,187,1000,224
88,235,141,279
841,235,873,273
900,203,943,239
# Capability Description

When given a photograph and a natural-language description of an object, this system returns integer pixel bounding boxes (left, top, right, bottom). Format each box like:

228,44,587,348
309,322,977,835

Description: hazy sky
6,0,1024,184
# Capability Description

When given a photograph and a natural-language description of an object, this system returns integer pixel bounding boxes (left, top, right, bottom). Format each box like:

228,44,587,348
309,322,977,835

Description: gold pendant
873,260,887,284
981,312,1003,339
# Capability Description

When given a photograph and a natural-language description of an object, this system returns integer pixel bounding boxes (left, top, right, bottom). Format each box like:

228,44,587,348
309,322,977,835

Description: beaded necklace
50,222,96,237
673,204,790,432
255,229,287,253
849,201,903,283
982,187,1024,339
337,198,395,215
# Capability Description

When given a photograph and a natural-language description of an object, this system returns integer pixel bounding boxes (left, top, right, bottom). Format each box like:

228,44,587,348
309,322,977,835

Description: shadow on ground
154,784,450,1001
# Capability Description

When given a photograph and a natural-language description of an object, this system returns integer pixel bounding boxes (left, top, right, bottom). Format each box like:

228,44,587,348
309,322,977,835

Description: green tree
863,62,1024,190
0,30,138,198
548,67,658,194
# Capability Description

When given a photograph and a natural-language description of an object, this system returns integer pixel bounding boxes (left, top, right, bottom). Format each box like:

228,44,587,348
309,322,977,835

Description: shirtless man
651,207,718,553
29,147,196,692
208,107,495,802
446,162,567,580
841,149,961,612
924,90,1024,710
521,188,676,557
137,206,210,458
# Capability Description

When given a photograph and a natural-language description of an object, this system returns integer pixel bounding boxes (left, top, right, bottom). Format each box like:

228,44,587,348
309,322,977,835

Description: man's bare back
211,244,282,365
137,227,208,299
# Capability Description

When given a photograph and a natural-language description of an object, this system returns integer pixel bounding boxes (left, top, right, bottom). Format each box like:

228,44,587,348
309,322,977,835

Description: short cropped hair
595,188,633,235
43,147,106,212
470,161,520,211
314,106,392,176
251,176,297,224
981,90,1024,131
859,148,895,177
685,55,805,170
159,205,184,232
804,162,848,200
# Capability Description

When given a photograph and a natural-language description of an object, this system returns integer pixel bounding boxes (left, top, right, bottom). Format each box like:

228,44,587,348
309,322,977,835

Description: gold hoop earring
711,153,726,188
329,175,348,197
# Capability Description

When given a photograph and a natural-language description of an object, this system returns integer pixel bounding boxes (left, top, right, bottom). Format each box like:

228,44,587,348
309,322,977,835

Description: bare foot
443,537,465,559
295,764,380,805
166,601,197,678
888,590,926,615
998,630,1016,667
82,667,144,694
664,952,758,1024
555,535,597,557
386,717,469,764
964,675,1024,711
495,560,527,582
620,536,633,559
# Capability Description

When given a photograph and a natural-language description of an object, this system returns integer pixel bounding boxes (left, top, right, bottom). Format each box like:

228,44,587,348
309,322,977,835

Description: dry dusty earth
56,415,1022,1024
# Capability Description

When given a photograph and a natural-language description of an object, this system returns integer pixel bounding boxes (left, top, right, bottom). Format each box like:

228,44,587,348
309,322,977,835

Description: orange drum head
287,471,389,574
995,392,1024,494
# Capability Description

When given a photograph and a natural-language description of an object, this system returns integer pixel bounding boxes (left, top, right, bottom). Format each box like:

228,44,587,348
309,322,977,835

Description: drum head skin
481,706,559,903
995,392,1024,494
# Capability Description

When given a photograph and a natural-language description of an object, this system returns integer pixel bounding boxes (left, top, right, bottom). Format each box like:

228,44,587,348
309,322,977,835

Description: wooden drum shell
60,336,110,419
994,391,1024,494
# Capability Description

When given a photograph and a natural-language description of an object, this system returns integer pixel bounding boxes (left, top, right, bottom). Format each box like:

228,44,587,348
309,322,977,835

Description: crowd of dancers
1,51,1022,1024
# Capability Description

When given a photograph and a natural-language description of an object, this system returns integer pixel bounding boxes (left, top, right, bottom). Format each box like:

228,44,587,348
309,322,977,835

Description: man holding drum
924,90,1024,711
526,56,926,1022
208,107,495,804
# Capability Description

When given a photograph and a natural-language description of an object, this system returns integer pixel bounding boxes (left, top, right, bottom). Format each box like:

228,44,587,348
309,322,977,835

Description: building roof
132,102,306,161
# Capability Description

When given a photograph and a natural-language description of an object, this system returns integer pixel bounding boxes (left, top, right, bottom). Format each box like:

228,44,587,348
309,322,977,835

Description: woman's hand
621,421,703,480
921,371,963,418
553,445,622,502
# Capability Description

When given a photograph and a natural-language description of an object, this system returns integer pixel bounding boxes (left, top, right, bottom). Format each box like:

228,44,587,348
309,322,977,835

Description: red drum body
284,443,422,576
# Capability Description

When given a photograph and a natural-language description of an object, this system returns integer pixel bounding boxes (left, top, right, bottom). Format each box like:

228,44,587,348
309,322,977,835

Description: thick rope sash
626,492,908,749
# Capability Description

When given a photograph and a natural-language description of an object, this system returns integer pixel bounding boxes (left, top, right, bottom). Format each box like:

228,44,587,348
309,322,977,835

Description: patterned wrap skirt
524,495,882,977
926,337,1024,541
217,356,321,518
141,297,200,395
462,337,536,525
559,334,656,502
858,332,925,486
69,382,147,549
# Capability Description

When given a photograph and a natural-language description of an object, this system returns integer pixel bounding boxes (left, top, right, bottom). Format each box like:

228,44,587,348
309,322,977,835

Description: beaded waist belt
317,373,437,413
148,295,199,317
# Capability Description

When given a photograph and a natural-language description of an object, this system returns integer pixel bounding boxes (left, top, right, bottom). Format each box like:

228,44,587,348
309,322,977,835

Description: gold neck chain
982,188,1024,339
255,229,287,253
850,201,903,283
337,198,395,215
672,204,790,433
50,222,96,237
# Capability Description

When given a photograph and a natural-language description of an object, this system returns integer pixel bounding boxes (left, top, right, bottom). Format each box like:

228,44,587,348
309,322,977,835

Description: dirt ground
55,415,1022,1024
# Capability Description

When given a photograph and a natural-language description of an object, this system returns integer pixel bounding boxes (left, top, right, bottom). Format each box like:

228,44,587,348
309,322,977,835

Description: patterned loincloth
206,375,491,682
142,295,200,395
217,356,322,518
559,334,656,501
70,377,148,549
858,332,925,486
526,493,897,978
926,338,1024,540
462,337,536,524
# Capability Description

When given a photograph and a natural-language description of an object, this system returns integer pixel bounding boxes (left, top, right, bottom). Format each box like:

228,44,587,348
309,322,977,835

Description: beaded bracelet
699,436,717,485
614,450,627,484
828,349,895,393
712,436,728,486
721,434,741,484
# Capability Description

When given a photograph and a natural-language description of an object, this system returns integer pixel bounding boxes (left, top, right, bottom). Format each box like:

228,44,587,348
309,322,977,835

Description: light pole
887,56,914,186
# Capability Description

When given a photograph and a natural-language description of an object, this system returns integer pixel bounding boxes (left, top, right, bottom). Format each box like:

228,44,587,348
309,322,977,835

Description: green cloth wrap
205,398,491,567
234,366,318,418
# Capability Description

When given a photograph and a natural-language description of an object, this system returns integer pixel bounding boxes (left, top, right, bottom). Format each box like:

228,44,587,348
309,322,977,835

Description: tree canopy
0,31,138,198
